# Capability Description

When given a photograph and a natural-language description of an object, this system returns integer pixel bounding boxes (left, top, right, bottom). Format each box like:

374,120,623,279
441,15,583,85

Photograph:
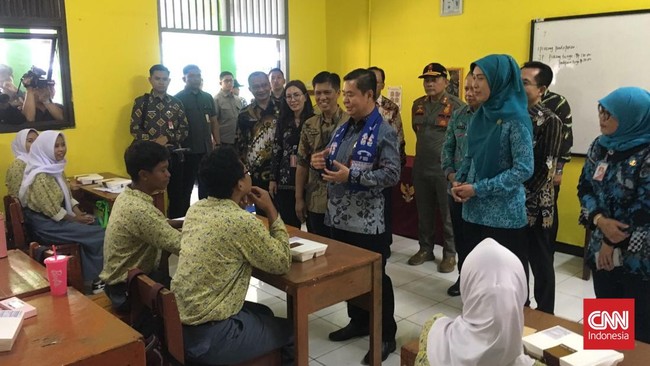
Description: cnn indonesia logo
584,298,635,350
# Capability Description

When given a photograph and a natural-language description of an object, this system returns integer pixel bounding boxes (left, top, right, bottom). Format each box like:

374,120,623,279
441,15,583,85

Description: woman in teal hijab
452,54,534,276
578,87,650,343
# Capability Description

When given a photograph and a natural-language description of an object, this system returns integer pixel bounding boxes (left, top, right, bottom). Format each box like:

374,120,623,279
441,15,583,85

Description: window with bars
159,0,286,37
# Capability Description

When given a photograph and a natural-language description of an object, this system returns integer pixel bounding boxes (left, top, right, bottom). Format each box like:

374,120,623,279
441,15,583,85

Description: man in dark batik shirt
522,64,563,315
235,71,280,191
130,64,189,218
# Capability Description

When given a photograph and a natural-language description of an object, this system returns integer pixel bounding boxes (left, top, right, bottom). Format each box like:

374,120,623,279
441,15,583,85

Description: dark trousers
183,301,294,365
306,212,330,238
331,228,397,342
551,184,560,245
526,217,556,314
381,188,394,246
104,270,171,314
167,153,185,219
448,195,468,272
593,268,650,343
463,220,529,301
276,189,301,228
180,153,207,213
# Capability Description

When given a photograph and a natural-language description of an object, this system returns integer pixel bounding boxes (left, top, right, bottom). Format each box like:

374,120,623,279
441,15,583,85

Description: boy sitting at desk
171,147,294,366
100,141,182,313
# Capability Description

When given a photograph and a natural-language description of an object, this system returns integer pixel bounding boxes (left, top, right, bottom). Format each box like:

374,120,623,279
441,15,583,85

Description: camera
22,66,54,89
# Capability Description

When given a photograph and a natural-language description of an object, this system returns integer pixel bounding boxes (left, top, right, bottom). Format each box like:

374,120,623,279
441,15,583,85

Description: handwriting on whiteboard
536,45,592,66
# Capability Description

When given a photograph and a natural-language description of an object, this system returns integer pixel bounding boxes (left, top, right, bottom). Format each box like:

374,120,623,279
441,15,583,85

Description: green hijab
466,54,531,179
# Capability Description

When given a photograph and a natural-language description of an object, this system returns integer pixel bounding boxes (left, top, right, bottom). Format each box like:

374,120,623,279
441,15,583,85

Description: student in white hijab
415,238,540,366
5,128,38,197
19,130,106,293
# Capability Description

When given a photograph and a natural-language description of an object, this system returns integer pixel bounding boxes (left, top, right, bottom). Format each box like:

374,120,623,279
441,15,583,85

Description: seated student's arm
27,174,70,221
473,120,534,198
351,126,401,189
238,215,291,275
132,205,183,255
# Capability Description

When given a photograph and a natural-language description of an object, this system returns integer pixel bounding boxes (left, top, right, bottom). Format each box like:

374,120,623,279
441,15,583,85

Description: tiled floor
171,233,592,365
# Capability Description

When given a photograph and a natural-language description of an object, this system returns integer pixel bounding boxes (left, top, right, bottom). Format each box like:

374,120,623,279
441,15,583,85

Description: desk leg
292,290,310,366
368,259,382,366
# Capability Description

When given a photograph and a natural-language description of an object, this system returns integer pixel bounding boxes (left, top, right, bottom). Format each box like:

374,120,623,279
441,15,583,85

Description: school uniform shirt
578,139,650,279
99,187,181,285
5,158,26,197
24,173,79,221
296,108,348,214
171,198,291,325
525,103,562,228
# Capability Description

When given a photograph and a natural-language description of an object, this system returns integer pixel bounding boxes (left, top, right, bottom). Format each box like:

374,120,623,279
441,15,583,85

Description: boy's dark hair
312,71,341,91
521,61,554,88
220,71,234,79
368,66,385,83
149,64,170,76
124,141,170,182
199,147,246,199
182,64,200,75
344,68,377,100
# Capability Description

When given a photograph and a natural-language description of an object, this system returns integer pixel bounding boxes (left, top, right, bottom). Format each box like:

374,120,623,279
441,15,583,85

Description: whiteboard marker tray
289,237,328,262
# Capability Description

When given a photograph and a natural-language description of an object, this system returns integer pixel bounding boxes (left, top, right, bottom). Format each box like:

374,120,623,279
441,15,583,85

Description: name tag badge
593,162,609,182
290,154,297,168
205,114,210,123
168,120,174,130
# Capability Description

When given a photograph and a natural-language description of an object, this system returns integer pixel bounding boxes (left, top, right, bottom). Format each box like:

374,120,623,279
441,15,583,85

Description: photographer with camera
21,66,64,122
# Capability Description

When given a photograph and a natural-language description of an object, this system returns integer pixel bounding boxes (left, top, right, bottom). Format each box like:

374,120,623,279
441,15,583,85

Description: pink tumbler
44,255,69,296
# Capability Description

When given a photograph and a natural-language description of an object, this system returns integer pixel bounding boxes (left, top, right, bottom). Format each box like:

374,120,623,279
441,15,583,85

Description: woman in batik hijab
578,87,650,343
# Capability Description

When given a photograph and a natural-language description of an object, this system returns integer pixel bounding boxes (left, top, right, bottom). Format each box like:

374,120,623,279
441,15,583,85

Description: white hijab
11,128,37,162
18,130,73,215
427,238,535,366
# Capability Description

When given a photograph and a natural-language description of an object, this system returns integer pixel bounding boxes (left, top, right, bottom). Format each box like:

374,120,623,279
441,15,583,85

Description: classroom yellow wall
288,1,327,82
354,0,649,247
0,0,160,202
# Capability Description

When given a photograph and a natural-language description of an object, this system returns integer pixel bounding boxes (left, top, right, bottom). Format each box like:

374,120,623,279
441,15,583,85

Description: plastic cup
44,255,69,296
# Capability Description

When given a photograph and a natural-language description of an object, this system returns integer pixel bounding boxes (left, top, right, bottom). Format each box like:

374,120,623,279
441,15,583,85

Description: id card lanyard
593,150,614,182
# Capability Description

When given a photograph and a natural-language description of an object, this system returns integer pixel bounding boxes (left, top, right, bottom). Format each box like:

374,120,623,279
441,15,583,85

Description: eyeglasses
286,93,304,101
522,79,539,87
598,104,611,119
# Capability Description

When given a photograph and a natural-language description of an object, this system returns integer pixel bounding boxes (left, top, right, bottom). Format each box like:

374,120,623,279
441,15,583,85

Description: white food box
289,237,328,262
101,178,132,189
0,297,37,319
523,326,624,366
74,173,104,185
0,309,24,352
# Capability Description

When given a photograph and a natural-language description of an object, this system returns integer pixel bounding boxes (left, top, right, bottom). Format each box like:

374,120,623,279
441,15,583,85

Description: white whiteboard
531,11,650,155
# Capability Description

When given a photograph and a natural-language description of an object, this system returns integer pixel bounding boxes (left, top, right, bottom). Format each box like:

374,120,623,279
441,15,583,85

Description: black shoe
362,340,397,364
328,322,369,342
447,278,460,297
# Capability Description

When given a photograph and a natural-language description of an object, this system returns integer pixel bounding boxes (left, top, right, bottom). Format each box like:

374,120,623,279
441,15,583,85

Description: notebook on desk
0,309,24,352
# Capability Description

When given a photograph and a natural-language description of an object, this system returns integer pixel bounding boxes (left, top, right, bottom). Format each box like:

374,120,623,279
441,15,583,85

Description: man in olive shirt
100,141,182,313
214,71,242,146
175,65,220,214
410,63,465,273
296,71,348,237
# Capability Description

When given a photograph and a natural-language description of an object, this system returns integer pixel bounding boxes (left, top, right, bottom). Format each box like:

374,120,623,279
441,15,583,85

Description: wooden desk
0,249,49,300
0,288,145,365
253,225,383,366
70,172,165,214
524,308,650,365
402,309,650,366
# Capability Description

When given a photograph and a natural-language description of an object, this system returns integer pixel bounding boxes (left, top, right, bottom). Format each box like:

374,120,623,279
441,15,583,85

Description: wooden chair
3,195,16,248
6,196,84,292
127,269,282,366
